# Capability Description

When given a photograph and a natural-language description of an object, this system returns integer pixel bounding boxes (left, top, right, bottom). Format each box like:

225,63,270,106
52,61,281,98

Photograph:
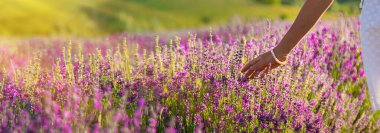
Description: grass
0,0,98,36
0,0,359,36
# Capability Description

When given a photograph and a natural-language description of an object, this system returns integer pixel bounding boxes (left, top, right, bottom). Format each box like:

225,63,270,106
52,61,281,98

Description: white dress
360,0,380,111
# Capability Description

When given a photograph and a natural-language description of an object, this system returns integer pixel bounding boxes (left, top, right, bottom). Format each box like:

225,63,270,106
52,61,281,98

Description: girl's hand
239,0,334,79
240,49,288,79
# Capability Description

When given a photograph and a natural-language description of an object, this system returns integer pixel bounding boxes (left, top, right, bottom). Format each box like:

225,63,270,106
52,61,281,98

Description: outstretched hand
240,50,288,79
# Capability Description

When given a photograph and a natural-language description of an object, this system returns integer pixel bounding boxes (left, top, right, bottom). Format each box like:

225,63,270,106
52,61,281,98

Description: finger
249,71,259,79
241,59,255,73
246,63,260,79
244,68,254,78
259,67,270,79
241,57,260,73
252,68,267,79
248,62,266,79
269,63,281,70
244,62,259,78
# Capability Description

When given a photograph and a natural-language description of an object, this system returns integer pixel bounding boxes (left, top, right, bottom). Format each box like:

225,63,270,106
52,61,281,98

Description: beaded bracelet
270,49,287,65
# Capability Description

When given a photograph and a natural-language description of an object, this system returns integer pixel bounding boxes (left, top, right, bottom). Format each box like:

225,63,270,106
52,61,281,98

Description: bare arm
274,0,335,57
241,0,334,79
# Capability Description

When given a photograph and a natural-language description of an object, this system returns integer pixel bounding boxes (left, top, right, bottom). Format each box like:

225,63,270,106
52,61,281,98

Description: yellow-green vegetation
0,0,359,36
0,0,99,36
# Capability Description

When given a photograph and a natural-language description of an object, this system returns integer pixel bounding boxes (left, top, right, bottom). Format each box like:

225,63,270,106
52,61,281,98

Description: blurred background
0,0,360,37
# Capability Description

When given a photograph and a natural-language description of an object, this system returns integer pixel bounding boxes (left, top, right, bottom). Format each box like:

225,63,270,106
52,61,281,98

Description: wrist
273,47,289,62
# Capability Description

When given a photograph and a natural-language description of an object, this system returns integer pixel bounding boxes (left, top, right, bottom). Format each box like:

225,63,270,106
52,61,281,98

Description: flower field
0,18,379,132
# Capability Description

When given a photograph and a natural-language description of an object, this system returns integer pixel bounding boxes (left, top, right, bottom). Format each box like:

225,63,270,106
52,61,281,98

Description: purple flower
149,118,157,127
165,127,176,133
137,98,145,108
225,105,234,114
194,114,202,124
93,99,102,110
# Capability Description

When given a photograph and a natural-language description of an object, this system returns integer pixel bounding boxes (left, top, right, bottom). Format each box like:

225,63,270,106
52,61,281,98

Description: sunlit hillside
0,0,360,36
0,0,100,36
